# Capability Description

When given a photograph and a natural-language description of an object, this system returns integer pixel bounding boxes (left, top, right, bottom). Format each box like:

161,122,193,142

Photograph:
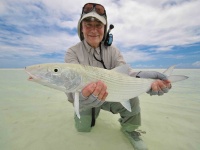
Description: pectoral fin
121,100,132,112
74,92,80,119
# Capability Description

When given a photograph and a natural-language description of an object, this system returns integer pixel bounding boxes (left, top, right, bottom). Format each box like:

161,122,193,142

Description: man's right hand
79,81,108,110
82,80,108,100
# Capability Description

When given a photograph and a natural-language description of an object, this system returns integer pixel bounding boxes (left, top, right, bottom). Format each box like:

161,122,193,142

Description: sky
0,0,200,69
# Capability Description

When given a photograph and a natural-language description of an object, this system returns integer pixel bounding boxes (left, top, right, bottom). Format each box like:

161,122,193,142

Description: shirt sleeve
110,45,126,67
65,48,79,64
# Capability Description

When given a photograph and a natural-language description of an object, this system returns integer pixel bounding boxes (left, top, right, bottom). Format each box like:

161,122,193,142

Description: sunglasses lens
95,5,105,15
83,3,105,15
83,4,94,13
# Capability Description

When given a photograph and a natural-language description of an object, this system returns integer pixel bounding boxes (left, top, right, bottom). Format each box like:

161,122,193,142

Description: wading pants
74,97,141,132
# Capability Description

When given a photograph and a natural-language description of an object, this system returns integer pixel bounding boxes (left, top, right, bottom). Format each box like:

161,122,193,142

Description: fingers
80,81,108,111
151,80,163,91
101,92,108,100
82,82,96,98
150,80,172,96
93,81,108,101
163,80,172,89
81,81,108,100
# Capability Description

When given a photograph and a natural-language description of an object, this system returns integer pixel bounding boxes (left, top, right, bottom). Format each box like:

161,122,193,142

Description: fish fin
121,100,132,112
163,65,176,76
163,65,189,83
112,64,130,75
168,75,189,83
74,92,80,119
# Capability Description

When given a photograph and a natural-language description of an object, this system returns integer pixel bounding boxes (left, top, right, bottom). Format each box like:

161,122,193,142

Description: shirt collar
83,39,100,55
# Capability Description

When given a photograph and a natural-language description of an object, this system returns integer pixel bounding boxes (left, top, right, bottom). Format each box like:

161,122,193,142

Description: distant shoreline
0,68,24,70
0,68,199,70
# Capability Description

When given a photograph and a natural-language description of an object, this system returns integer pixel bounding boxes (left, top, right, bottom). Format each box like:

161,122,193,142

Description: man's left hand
136,71,172,96
148,79,171,96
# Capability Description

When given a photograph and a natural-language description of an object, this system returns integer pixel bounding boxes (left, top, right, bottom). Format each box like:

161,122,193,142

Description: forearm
129,70,171,96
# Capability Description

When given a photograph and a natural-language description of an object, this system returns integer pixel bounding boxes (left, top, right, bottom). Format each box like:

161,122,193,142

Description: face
81,20,104,48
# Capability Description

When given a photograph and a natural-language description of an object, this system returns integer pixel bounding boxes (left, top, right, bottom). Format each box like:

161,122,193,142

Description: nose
89,26,98,32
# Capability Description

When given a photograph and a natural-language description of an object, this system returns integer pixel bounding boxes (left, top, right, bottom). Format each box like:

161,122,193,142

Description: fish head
25,63,82,92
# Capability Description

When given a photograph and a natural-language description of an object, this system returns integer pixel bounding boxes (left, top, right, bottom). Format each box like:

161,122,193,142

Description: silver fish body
26,63,153,102
25,63,188,118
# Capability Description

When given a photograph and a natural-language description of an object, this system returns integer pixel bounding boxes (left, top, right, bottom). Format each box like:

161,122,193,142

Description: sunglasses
82,3,106,16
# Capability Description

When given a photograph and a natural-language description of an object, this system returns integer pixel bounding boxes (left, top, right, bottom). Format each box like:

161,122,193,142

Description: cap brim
81,12,106,25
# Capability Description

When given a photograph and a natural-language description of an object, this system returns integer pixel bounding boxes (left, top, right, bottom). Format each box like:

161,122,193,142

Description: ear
80,22,84,32
80,23,84,40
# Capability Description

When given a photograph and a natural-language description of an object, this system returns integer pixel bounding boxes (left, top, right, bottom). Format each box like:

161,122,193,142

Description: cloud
0,0,200,68
108,0,200,48
192,61,200,67
121,49,155,63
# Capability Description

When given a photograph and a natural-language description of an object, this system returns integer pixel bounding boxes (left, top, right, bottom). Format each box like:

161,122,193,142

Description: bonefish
25,63,188,118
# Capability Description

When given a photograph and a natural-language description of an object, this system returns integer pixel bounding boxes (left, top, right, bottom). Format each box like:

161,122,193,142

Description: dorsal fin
112,64,130,75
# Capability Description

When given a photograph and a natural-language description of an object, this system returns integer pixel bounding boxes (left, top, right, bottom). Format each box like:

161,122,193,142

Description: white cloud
0,0,200,68
122,49,155,63
107,0,200,48
153,46,174,52
134,64,158,69
2,0,200,49
0,1,7,14
0,31,79,57
192,61,200,67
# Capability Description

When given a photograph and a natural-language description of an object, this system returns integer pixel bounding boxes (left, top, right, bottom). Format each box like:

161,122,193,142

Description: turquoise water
0,69,200,150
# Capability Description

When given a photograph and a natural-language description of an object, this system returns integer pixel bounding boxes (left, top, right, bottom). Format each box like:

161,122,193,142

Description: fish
25,63,188,118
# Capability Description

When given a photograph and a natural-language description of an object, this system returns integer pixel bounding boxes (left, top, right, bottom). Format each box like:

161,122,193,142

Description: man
65,3,171,150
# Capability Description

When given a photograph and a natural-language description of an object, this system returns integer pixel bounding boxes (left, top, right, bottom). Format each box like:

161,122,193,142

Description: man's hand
149,79,171,96
136,71,172,96
82,80,108,100
79,81,108,111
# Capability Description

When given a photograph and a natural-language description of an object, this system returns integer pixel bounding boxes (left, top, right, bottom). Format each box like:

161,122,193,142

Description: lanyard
93,44,107,69
82,41,107,69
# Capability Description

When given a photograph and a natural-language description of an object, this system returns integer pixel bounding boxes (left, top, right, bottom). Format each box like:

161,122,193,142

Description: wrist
80,92,88,100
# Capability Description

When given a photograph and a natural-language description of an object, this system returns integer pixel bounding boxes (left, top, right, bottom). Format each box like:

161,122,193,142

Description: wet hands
79,81,108,110
136,71,172,96
148,79,171,96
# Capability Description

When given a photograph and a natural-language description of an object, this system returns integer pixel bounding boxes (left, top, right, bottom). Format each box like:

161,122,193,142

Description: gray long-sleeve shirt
65,40,126,69
65,40,134,102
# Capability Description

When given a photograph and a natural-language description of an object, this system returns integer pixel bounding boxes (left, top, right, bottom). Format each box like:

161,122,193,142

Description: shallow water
0,69,200,150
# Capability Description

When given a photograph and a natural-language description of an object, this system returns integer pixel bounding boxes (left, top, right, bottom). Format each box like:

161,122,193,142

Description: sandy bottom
0,69,200,150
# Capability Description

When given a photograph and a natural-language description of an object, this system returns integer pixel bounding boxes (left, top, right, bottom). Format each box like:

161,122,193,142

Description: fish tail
163,65,189,83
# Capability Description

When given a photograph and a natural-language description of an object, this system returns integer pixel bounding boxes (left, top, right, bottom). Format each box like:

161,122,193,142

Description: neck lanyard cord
93,44,107,69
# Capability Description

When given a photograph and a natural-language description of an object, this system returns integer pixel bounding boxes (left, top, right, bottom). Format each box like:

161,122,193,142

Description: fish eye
54,68,59,72
51,66,61,73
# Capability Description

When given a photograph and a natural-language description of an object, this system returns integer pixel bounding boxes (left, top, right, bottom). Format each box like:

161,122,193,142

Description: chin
89,39,100,44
